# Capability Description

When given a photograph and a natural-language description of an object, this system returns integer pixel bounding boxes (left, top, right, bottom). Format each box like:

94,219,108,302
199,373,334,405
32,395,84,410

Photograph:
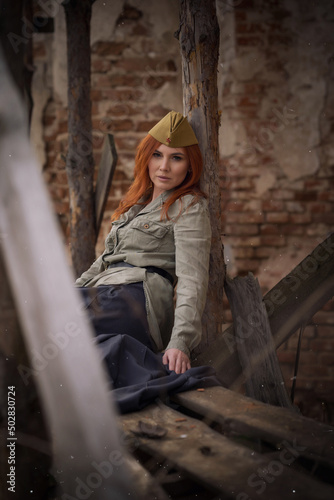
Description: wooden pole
0,46,133,499
177,0,224,348
63,0,96,278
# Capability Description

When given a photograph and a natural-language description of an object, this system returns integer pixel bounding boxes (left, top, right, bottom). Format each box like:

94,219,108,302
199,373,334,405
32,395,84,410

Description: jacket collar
137,189,174,215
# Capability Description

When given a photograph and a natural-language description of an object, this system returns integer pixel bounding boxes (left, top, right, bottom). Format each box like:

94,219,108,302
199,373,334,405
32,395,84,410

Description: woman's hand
162,348,191,374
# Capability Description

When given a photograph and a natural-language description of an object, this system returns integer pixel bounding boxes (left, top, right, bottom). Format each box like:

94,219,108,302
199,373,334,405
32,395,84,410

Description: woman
75,111,219,412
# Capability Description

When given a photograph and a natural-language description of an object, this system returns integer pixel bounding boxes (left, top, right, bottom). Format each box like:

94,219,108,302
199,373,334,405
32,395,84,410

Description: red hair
111,134,206,221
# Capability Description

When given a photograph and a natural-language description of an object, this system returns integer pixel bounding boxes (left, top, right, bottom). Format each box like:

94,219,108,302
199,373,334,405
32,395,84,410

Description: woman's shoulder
180,193,209,212
167,193,209,220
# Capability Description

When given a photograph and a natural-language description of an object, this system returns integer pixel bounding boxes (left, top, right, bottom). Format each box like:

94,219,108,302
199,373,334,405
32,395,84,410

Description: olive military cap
148,110,198,148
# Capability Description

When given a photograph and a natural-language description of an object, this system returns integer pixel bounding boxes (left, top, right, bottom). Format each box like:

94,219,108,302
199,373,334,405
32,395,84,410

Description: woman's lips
157,176,170,181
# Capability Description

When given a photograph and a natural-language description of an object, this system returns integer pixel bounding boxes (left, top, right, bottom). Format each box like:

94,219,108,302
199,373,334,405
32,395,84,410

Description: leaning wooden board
171,386,334,465
120,398,334,500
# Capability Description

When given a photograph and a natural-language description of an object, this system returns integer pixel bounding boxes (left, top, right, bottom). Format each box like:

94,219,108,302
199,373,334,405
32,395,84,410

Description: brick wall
30,0,334,422
218,0,334,422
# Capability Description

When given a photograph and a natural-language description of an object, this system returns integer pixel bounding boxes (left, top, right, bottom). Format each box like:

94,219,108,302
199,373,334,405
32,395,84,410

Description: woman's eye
173,155,182,161
152,152,162,158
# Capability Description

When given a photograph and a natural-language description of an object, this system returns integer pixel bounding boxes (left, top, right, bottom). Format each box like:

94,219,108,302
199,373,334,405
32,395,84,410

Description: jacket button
144,223,149,229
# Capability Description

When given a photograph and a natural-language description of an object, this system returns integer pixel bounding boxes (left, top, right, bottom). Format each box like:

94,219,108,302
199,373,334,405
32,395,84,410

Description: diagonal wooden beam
195,233,334,389
0,46,133,499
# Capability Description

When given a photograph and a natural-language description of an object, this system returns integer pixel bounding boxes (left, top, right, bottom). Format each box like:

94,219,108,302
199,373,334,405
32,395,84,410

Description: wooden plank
171,387,334,464
95,133,118,239
120,402,334,500
0,47,131,499
195,233,334,389
225,273,294,409
124,455,170,500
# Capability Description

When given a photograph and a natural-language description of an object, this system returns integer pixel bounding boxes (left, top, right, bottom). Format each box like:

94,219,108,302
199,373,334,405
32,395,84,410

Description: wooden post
63,0,96,278
225,274,295,409
177,0,224,349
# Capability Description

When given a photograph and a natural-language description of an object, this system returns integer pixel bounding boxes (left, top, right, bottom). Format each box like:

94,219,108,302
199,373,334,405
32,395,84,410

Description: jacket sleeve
74,253,105,287
165,197,211,357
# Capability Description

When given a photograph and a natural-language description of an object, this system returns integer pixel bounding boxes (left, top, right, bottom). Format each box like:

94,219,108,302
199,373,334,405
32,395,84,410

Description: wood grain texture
178,0,225,350
64,0,96,278
171,386,334,464
120,401,334,500
225,273,294,408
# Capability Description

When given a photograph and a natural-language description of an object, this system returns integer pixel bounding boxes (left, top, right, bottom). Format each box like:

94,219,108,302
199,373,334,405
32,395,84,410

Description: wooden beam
225,273,294,408
0,47,132,499
195,233,334,389
171,387,334,465
120,401,334,500
95,133,118,240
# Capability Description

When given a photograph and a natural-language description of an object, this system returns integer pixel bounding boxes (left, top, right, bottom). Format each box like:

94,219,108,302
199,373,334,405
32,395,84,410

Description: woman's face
148,144,190,200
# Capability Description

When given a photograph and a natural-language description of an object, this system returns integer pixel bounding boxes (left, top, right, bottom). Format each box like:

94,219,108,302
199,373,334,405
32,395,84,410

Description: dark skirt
79,283,220,414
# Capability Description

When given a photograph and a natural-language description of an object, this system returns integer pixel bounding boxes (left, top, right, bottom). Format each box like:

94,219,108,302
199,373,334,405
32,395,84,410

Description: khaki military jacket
75,190,211,357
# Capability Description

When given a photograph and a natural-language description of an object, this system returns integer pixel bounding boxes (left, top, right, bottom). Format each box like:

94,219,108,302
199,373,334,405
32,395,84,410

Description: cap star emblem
166,137,171,143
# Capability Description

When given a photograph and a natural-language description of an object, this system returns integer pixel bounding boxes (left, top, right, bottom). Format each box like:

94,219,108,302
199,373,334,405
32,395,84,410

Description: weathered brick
237,36,265,46
235,95,260,107
91,41,128,56
312,213,334,224
225,224,259,236
310,339,334,352
230,178,254,190
101,89,143,101
233,247,255,258
260,224,280,235
144,75,176,90
313,311,334,325
231,237,261,247
289,213,312,224
283,201,303,213
115,136,140,150
271,190,294,200
236,23,266,34
92,74,141,88
262,200,285,211
294,191,317,201
234,259,259,272
316,325,334,337
261,235,286,246
277,350,296,363
91,59,112,73
320,353,334,366
135,120,161,132
299,365,330,377
226,201,246,212
114,57,176,72
226,212,264,224
255,246,272,258
266,212,290,223
292,377,316,390
268,35,293,45
280,224,304,235
54,201,69,215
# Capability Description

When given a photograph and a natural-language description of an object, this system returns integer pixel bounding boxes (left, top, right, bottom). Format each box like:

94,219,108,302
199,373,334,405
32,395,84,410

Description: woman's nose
159,158,169,171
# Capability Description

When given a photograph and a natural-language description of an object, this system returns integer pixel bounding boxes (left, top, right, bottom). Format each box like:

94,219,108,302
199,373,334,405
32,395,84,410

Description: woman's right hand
162,348,191,374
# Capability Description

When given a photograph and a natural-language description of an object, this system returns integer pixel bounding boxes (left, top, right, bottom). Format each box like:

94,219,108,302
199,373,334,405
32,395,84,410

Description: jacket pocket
130,219,169,251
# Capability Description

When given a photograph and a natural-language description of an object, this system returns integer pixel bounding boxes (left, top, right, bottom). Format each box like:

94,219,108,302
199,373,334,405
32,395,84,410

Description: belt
107,262,174,286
